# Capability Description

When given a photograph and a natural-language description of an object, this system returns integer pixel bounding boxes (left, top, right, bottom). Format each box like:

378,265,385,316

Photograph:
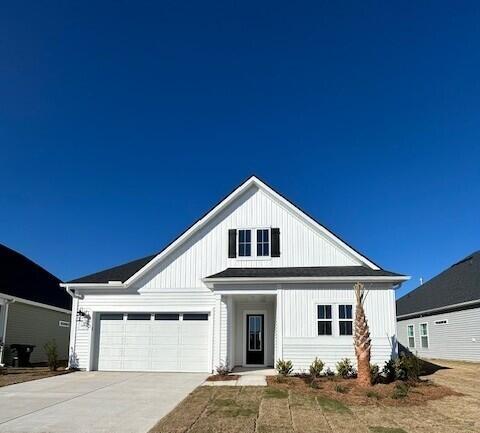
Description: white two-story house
63,176,408,373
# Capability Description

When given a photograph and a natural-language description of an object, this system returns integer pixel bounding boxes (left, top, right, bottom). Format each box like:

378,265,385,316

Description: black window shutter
228,229,237,258
271,228,280,257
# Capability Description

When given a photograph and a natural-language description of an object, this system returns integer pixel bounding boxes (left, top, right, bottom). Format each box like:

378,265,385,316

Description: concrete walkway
0,371,207,433
203,367,276,386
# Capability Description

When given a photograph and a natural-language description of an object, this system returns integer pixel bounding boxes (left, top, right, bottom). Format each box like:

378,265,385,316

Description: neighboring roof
0,244,71,310
397,251,480,319
205,266,405,279
67,175,389,285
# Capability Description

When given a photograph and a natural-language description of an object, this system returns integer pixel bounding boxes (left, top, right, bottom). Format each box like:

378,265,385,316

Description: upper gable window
238,229,252,257
256,229,270,257
229,227,279,259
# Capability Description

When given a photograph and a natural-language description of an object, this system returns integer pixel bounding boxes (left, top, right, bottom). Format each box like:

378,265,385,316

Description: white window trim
236,227,272,260
407,324,415,348
317,304,333,336
419,322,429,348
315,302,354,337
338,304,354,336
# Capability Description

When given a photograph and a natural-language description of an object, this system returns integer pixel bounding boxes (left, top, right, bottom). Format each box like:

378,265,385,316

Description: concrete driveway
0,371,207,433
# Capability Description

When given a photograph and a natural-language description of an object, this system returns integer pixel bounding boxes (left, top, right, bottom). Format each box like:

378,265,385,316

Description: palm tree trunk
354,282,372,387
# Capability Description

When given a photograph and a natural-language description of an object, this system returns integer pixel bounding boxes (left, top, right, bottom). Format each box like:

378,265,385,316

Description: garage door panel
151,336,178,345
97,313,210,372
124,335,150,345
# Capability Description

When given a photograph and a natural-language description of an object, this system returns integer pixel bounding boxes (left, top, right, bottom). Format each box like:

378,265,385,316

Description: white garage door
96,312,210,372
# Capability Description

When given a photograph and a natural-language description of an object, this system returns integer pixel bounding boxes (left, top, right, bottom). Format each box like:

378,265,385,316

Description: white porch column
226,295,234,370
275,286,283,361
213,294,222,371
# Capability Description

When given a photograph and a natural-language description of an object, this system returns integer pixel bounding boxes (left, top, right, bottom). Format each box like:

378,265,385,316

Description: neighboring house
397,251,480,362
63,176,408,373
0,244,71,366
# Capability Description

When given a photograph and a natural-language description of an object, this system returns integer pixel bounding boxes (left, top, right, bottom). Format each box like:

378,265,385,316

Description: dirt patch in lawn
0,367,71,388
206,374,240,382
266,375,459,406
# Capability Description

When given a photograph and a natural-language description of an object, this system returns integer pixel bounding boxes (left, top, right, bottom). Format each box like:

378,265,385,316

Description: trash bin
10,344,36,367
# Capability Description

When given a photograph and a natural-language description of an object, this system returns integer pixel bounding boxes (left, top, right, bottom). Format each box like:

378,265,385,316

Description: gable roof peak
67,175,388,285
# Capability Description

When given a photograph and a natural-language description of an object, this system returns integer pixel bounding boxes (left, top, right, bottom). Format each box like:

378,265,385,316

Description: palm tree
354,282,372,387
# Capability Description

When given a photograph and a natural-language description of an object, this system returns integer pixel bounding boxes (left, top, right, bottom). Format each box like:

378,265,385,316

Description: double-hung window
338,305,353,335
317,305,332,335
420,323,429,348
256,229,270,256
238,228,270,258
238,229,252,257
407,324,415,348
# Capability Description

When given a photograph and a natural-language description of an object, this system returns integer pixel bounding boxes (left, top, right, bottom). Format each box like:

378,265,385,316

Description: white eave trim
203,275,410,288
0,292,71,314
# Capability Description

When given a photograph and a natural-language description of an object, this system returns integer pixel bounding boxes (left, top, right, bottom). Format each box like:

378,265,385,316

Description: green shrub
336,358,356,378
382,359,396,382
391,382,409,399
370,363,380,384
395,353,421,382
276,359,293,376
309,357,324,378
43,340,59,371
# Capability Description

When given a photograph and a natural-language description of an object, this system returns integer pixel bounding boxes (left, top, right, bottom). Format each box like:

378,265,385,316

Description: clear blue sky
1,1,479,298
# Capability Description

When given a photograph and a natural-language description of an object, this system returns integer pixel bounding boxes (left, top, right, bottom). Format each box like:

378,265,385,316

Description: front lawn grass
149,360,475,433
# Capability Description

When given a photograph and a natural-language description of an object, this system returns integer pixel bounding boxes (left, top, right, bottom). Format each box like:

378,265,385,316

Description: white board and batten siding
397,307,480,362
280,285,397,371
136,186,363,291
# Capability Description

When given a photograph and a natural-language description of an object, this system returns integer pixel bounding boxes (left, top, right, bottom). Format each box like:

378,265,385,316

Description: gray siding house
0,244,71,365
397,251,480,362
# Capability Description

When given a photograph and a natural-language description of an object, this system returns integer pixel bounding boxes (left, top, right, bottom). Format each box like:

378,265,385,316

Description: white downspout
0,298,15,367
64,286,83,369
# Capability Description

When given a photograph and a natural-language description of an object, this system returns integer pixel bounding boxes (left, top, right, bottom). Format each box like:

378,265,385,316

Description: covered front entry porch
220,293,277,370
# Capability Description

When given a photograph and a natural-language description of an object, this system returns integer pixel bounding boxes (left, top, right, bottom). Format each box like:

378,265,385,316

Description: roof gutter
203,275,410,288
60,282,125,292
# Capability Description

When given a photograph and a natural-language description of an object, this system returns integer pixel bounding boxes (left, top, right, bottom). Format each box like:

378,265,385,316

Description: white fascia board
204,275,410,288
0,292,71,314
60,282,123,289
213,289,278,295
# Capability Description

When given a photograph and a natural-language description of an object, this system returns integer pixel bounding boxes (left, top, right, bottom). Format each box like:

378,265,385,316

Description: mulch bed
206,374,240,381
266,375,460,406
0,367,72,388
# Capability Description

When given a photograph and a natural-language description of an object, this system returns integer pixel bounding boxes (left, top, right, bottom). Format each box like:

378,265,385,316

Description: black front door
246,314,264,365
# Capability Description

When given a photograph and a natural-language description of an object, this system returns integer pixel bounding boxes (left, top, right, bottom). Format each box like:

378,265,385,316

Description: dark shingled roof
397,251,480,319
205,266,405,279
0,244,70,310
68,254,157,284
